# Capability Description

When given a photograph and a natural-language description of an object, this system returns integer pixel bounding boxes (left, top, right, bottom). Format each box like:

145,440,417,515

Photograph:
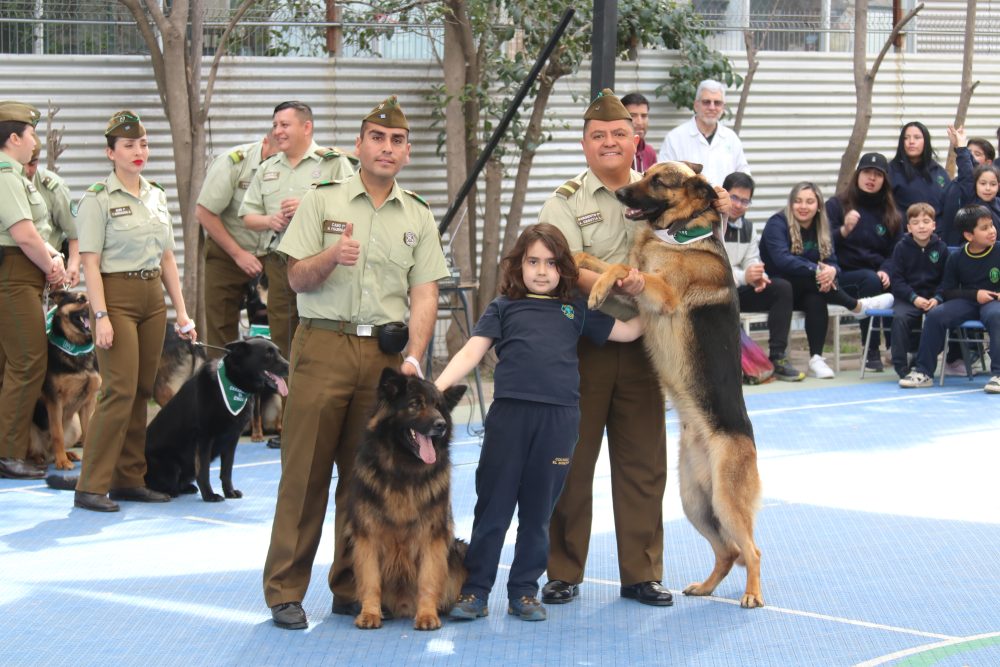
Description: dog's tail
45,474,79,491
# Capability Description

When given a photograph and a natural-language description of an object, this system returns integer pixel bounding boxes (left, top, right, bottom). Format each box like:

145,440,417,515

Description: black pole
437,7,576,237
590,0,617,99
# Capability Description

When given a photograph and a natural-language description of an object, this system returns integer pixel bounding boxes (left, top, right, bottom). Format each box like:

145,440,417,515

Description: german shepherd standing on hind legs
347,368,468,630
576,160,764,608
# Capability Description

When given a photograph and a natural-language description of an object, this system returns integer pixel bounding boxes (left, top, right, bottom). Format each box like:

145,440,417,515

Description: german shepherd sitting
348,368,468,630
577,161,764,608
28,290,101,471
144,337,288,501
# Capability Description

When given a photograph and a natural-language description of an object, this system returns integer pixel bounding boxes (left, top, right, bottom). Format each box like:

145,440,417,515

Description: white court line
854,630,1000,666
746,388,983,417
498,566,957,642
0,485,51,495
182,515,248,528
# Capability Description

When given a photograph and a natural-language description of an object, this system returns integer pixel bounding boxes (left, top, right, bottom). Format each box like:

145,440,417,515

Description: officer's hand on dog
615,267,645,296
175,316,197,342
712,186,731,217
333,223,361,266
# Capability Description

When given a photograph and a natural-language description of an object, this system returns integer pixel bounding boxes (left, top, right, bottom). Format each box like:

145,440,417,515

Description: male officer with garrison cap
264,96,449,630
538,89,729,608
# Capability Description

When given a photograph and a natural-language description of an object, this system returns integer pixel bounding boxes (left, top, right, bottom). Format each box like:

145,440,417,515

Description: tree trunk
733,31,758,135
477,157,504,313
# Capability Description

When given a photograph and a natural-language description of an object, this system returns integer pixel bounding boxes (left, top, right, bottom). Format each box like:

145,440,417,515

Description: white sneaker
807,354,835,379
986,376,1000,394
899,370,933,388
854,293,895,318
944,359,970,377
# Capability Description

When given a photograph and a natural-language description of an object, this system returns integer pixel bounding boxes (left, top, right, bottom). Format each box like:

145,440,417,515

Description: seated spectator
888,203,949,378
621,92,657,173
888,121,951,218
722,172,803,381
657,79,749,186
939,125,998,245
826,152,902,372
899,205,1000,392
760,182,894,379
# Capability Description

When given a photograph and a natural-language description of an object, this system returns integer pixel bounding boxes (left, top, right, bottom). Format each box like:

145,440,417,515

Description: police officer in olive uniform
238,101,356,363
0,101,66,480
196,133,278,354
74,110,196,512
264,96,449,630
25,139,80,286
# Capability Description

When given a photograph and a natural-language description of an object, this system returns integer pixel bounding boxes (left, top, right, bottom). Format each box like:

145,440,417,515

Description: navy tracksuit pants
915,299,1000,376
461,398,579,601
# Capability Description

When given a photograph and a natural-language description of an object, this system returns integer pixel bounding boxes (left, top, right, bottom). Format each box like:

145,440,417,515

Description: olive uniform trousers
76,275,166,494
0,249,47,460
546,337,667,587
263,253,298,361
203,237,260,355
262,322,398,608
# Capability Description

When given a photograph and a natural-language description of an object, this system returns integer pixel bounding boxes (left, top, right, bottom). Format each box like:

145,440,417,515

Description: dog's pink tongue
267,372,289,397
415,432,436,464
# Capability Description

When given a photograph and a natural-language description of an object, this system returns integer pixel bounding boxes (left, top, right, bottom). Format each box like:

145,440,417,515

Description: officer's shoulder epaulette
149,181,165,192
228,149,245,164
41,174,60,191
555,179,581,199
87,182,106,193
403,189,429,208
313,179,343,188
0,161,12,173
316,147,344,160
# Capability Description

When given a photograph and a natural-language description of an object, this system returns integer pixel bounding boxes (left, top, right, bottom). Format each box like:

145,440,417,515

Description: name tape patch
324,220,348,234
262,171,280,182
110,206,132,218
577,211,603,227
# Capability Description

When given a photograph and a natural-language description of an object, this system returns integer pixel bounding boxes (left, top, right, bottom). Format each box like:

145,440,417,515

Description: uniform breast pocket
388,242,415,270
110,216,140,232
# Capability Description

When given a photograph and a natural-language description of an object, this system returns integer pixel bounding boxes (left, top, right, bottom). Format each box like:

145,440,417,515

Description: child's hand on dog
614,267,644,296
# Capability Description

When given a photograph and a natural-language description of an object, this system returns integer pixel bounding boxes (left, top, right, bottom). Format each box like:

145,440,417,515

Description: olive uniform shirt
33,166,75,249
77,171,174,272
196,140,270,256
277,171,449,323
238,141,355,251
538,168,643,320
0,159,52,246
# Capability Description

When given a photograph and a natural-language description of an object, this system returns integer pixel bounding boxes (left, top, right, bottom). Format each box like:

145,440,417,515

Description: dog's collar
216,360,250,415
45,307,95,356
654,225,715,245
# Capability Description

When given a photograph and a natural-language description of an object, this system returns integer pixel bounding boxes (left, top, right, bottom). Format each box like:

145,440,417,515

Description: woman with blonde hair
760,182,893,379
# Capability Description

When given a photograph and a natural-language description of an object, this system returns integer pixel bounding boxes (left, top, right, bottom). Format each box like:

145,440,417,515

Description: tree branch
868,2,923,80
202,0,258,122
733,30,758,134
118,0,169,107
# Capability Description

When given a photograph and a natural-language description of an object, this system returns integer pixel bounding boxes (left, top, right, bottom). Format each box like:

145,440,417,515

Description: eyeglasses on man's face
697,99,724,107
730,195,752,207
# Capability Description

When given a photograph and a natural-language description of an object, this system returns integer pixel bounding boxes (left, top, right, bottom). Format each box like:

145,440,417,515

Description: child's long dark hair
499,223,578,301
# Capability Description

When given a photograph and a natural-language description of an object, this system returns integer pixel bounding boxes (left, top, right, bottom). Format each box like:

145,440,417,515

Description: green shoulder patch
228,150,245,164
87,182,106,193
149,181,165,192
403,189,429,208
555,179,581,199
343,152,360,166
316,147,343,160
0,161,12,173
42,176,59,191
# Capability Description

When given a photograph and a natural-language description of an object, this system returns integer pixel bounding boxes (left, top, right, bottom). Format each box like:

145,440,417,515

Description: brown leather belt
103,268,162,280
2,245,24,255
300,318,382,337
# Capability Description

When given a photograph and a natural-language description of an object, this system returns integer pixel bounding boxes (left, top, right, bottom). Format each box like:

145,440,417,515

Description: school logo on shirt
929,250,941,263
403,231,417,247
876,224,886,236
576,211,603,227
936,175,947,187
323,220,348,234
262,171,280,181
991,268,1000,284
110,206,132,218
561,305,575,320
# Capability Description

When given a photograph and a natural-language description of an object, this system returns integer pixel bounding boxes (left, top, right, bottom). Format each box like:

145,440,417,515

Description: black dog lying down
144,337,289,502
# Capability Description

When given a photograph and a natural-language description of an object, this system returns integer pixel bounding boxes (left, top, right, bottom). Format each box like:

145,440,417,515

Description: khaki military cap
0,101,41,126
30,139,41,162
363,96,409,130
105,110,146,139
583,88,632,122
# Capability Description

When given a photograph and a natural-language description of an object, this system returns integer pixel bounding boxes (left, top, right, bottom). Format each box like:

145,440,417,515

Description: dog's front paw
202,493,225,502
180,484,197,494
354,611,382,629
413,612,442,631
67,451,81,462
740,592,765,608
682,581,715,597
224,488,243,499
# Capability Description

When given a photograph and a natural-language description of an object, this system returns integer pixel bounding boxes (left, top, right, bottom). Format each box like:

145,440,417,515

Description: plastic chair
859,308,895,379
938,320,988,385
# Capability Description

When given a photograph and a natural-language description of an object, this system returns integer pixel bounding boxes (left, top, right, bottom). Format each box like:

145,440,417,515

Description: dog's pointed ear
682,161,704,175
224,340,247,355
443,384,467,412
685,174,717,201
378,367,407,401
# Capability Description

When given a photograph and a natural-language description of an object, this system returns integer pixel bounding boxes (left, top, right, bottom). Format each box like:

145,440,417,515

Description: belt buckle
139,269,155,280
356,324,373,337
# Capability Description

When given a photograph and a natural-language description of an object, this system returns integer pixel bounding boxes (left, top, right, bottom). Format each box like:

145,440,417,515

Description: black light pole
590,0,618,99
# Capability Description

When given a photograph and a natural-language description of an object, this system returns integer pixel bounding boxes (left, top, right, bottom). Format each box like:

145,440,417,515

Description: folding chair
859,308,894,379
938,320,988,385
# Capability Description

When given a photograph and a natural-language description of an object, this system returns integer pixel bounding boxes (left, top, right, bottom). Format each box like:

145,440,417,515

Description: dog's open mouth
264,371,288,397
623,204,667,222
407,429,437,464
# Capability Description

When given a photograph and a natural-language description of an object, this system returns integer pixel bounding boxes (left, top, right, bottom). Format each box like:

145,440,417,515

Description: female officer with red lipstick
74,110,196,512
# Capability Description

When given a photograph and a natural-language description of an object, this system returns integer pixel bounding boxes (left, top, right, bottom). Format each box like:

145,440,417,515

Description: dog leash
193,341,229,354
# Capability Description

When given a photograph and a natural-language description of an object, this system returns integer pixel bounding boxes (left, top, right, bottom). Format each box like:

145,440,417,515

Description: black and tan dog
144,337,288,501
153,323,207,408
28,290,101,471
577,160,764,608
348,368,468,630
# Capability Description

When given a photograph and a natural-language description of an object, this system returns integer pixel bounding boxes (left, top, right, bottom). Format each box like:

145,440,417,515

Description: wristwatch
94,310,109,320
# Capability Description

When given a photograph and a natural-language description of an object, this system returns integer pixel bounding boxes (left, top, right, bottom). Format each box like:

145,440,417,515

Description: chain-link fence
1,1,996,58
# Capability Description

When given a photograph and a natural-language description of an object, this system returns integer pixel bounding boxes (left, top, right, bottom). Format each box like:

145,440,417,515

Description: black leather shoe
0,458,46,480
541,579,580,604
271,602,307,630
266,436,281,450
109,487,171,503
74,490,120,512
620,581,674,606
331,597,393,619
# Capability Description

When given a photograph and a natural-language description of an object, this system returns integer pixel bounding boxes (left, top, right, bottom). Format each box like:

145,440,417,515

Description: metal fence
1,0,996,58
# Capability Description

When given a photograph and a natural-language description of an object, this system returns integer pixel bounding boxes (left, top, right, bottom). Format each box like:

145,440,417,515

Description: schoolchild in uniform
436,223,642,622
939,125,996,246
900,205,1000,392
73,110,196,512
0,101,66,480
888,203,948,378
24,138,80,286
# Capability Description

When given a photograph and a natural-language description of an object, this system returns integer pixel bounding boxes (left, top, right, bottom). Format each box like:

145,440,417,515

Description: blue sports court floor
2,370,999,666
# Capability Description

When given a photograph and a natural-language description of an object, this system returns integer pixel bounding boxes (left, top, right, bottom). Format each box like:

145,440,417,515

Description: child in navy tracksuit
435,223,642,621
899,205,1000,392
888,203,949,377
938,127,999,245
